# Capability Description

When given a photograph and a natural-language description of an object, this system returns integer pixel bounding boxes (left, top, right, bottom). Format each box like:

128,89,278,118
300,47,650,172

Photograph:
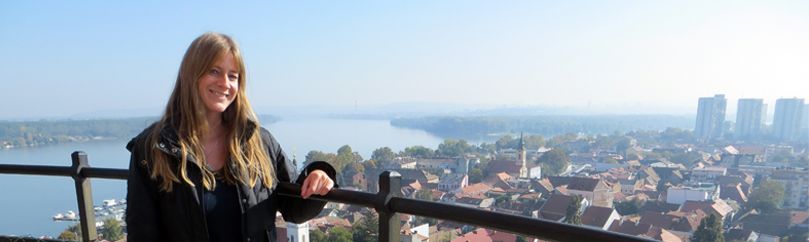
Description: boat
52,211,78,221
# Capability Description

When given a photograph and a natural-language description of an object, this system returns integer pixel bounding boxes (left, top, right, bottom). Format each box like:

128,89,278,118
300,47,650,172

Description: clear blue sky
1,1,808,119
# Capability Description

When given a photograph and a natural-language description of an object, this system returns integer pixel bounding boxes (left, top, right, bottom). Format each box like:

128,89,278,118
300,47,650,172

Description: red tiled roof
451,228,517,242
539,193,575,221
581,206,616,228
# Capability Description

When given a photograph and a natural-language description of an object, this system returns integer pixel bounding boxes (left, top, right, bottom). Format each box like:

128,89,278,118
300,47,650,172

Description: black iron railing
0,151,656,242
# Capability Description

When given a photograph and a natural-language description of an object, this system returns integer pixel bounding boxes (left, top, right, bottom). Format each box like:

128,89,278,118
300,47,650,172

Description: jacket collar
155,119,259,159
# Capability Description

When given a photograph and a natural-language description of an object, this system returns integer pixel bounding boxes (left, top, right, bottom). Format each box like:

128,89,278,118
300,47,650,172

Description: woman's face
198,54,240,115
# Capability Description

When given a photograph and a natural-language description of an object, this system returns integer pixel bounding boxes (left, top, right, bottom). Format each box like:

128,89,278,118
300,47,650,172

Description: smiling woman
198,53,240,114
125,32,338,242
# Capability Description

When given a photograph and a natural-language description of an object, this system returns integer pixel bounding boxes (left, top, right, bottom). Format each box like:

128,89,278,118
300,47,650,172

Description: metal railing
0,151,656,242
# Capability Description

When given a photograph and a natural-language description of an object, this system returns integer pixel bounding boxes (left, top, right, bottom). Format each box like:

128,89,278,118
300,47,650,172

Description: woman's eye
210,69,220,75
228,75,239,81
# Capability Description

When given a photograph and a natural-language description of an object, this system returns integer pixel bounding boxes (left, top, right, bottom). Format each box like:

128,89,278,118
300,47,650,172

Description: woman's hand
301,169,335,199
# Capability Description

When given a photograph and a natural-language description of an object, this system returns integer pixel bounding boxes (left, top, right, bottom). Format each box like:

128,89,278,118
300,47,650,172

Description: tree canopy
564,195,582,225
692,214,724,242
100,218,123,241
536,148,570,176
352,214,379,242
436,139,473,157
400,145,435,158
327,226,353,242
371,147,396,163
748,180,785,212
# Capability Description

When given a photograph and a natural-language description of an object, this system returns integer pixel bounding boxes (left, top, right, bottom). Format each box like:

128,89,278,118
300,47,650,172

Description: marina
52,198,126,226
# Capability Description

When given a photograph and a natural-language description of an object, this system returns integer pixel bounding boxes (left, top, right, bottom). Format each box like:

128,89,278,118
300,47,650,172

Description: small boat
53,211,78,221
64,211,77,220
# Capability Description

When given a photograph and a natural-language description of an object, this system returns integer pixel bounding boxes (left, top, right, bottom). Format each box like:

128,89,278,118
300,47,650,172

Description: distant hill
0,114,279,149
390,115,693,140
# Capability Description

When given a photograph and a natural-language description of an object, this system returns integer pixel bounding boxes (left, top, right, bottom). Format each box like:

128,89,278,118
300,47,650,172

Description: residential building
680,199,736,225
548,176,615,207
536,193,590,222
689,166,727,184
695,94,727,141
772,98,805,141
451,228,518,242
735,98,766,139
666,184,719,205
438,173,468,193
580,206,621,230
769,168,809,209
608,220,683,242
401,223,430,242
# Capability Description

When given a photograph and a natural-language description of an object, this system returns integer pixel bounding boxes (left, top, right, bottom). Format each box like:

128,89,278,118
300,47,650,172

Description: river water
0,118,443,237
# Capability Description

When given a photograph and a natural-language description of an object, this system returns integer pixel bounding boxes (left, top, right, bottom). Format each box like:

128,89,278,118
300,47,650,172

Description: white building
773,98,805,141
287,222,309,242
695,94,727,141
666,183,720,205
438,174,468,193
401,223,430,242
769,169,809,209
736,98,767,139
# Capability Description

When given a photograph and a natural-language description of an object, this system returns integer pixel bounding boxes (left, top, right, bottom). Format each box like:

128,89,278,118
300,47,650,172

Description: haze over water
0,118,442,237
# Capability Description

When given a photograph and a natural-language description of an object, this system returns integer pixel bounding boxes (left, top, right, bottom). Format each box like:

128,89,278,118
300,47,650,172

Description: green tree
328,226,353,242
311,229,328,242
468,167,484,183
564,195,582,225
615,137,633,156
477,142,497,154
436,139,472,157
58,224,81,241
414,189,438,225
692,214,724,242
362,159,378,171
401,145,435,158
495,135,515,150
99,218,123,241
415,188,433,201
536,148,570,176
352,214,379,242
524,135,546,150
372,147,396,163
305,150,336,164
333,145,363,173
615,199,644,216
748,180,785,212
547,133,578,147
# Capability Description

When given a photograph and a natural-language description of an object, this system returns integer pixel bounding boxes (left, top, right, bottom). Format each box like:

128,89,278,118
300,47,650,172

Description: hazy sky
1,1,808,119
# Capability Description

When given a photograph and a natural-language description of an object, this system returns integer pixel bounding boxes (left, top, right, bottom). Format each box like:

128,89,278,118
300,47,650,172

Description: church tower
518,133,528,178
287,221,310,242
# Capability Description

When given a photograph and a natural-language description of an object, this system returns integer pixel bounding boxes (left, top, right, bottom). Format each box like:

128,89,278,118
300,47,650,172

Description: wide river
0,118,443,237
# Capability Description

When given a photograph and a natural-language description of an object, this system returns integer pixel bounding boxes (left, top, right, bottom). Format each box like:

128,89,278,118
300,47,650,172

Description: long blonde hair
146,32,275,192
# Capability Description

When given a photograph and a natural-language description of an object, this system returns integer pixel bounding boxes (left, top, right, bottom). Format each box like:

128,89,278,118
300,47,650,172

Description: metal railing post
376,171,401,242
71,151,97,242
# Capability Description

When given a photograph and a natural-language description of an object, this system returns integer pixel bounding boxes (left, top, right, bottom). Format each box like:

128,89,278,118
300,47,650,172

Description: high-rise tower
735,98,766,139
773,98,805,141
695,94,727,141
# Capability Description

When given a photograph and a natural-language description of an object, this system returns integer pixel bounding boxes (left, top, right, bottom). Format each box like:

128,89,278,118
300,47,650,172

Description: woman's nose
216,73,229,86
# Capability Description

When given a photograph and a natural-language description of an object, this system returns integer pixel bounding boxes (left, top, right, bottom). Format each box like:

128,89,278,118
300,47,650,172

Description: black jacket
125,122,336,242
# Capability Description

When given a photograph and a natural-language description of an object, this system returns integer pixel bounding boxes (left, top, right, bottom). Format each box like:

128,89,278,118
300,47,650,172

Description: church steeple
519,132,528,178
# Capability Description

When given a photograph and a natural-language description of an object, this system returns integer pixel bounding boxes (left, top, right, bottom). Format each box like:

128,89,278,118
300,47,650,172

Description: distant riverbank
0,115,278,149
390,115,694,140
